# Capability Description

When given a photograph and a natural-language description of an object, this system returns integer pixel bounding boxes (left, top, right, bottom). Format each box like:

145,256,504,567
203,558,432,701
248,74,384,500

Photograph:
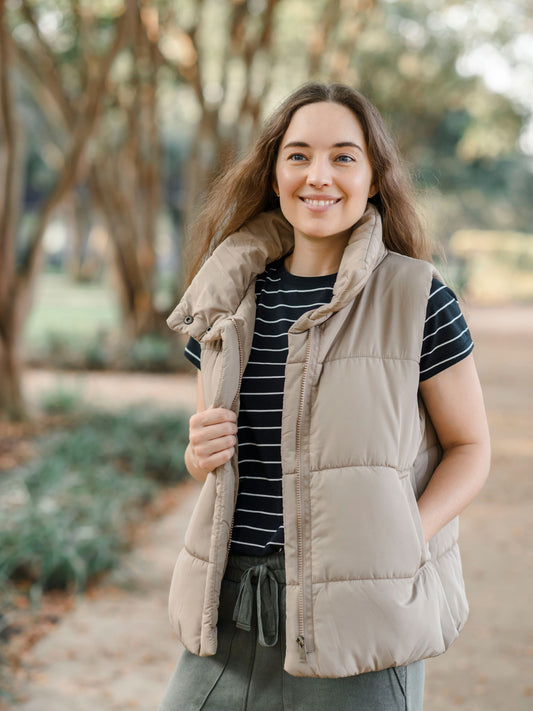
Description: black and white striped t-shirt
185,259,473,555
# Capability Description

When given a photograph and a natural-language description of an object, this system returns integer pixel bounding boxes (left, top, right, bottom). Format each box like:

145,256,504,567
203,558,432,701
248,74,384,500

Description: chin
302,226,351,241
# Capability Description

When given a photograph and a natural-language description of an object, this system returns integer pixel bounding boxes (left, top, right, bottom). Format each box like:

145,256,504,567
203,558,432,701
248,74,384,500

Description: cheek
276,167,300,195
347,173,372,198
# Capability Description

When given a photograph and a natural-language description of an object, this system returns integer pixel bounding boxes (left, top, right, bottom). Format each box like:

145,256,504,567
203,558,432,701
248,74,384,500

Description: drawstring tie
232,563,279,647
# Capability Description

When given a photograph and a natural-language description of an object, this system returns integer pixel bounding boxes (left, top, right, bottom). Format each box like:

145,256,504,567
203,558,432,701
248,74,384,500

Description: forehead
281,101,365,146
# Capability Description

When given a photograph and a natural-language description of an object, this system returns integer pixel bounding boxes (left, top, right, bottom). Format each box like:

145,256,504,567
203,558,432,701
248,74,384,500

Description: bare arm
417,353,491,542
185,373,237,483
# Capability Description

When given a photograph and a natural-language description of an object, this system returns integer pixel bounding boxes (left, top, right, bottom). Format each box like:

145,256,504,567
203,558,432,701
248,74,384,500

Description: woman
159,83,490,710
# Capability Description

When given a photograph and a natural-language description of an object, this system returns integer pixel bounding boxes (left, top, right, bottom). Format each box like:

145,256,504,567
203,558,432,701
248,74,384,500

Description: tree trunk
0,1,136,420
89,166,162,339
85,8,165,338
65,192,86,281
0,12,27,420
0,319,25,422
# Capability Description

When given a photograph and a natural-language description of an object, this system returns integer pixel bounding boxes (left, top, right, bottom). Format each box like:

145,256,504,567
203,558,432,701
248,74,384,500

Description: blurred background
0,1,532,709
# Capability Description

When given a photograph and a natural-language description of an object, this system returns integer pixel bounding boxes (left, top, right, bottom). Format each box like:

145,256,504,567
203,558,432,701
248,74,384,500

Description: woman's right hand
186,407,238,482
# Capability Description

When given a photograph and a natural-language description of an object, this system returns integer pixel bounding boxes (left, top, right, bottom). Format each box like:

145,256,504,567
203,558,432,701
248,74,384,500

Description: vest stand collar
167,204,386,339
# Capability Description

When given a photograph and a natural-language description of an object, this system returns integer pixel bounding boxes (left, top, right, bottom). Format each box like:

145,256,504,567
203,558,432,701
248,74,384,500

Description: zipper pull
296,635,307,662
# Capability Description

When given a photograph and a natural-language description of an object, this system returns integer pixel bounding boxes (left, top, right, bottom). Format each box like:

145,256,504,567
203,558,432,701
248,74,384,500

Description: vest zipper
231,317,244,413
295,331,313,662
226,318,245,563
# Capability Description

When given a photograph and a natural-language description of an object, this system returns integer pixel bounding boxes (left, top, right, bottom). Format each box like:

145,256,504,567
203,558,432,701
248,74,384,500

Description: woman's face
274,102,374,246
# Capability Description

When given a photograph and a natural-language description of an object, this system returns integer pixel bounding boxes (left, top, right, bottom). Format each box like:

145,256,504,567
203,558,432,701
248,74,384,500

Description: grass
24,272,121,352
23,271,187,372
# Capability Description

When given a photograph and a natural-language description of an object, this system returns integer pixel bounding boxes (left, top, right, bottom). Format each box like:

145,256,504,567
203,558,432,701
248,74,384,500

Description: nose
306,156,332,188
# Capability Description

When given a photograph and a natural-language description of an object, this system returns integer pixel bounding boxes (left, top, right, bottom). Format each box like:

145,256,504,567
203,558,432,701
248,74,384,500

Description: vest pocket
309,466,427,581
399,475,431,567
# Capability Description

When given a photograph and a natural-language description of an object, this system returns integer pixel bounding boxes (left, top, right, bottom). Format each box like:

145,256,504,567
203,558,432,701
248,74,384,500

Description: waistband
224,551,286,584
225,551,285,648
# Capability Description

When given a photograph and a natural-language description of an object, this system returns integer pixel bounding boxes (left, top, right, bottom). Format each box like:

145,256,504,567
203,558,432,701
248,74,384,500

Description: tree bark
0,0,136,420
0,12,26,420
15,0,135,299
84,7,166,338
89,163,162,339
0,322,25,421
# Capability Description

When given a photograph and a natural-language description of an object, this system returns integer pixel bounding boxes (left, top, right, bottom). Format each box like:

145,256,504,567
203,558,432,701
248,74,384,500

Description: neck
284,231,348,277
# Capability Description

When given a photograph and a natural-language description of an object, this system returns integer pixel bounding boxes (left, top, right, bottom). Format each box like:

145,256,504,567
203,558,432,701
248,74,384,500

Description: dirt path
8,480,200,711
8,305,533,710
423,305,533,710
22,370,198,413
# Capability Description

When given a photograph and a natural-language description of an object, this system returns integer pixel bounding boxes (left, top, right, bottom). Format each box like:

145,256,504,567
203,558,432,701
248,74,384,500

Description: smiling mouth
300,197,341,207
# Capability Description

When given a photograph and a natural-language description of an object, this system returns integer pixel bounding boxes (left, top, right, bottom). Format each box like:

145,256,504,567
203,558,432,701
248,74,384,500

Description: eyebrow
281,141,364,152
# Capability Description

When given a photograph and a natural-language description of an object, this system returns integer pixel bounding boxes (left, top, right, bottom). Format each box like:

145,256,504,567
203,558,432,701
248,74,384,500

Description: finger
194,434,237,459
195,408,237,426
197,445,235,472
191,420,237,442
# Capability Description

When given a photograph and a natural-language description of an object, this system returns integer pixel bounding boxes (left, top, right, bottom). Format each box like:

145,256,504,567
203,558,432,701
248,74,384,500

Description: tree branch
159,1,206,109
15,0,136,297
235,0,277,135
12,42,75,127
19,0,79,113
307,0,342,78
321,0,378,81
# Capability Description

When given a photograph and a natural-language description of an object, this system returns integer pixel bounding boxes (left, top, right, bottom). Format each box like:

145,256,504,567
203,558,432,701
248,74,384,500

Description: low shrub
83,337,109,370
40,385,84,415
0,466,149,592
25,331,188,373
0,408,189,595
125,335,176,372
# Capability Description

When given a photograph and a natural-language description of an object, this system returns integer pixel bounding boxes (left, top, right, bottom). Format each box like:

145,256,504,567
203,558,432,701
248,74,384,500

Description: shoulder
383,250,435,275
426,278,458,310
421,279,474,380
379,251,436,292
370,252,437,318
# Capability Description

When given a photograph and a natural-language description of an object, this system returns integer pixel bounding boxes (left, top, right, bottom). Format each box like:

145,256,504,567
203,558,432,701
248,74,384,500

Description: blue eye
288,153,307,161
336,154,356,163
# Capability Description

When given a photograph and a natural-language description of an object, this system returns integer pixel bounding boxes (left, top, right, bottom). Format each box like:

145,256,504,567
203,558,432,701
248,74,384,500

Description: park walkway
9,305,533,710
10,480,198,711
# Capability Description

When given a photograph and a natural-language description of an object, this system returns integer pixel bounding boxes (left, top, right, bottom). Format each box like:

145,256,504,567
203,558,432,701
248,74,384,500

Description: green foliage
48,409,191,484
23,273,188,372
0,408,189,595
31,331,112,371
125,335,175,372
39,384,84,415
83,338,108,370
27,330,186,372
24,273,120,353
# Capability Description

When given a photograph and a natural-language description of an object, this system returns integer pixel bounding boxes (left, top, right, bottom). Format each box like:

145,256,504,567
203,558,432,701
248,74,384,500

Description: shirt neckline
271,258,337,288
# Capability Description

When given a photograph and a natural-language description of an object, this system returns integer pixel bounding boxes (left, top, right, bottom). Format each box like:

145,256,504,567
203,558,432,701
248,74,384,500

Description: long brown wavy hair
186,83,432,284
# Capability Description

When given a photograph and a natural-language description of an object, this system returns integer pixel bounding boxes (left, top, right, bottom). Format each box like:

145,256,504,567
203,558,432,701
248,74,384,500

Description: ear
368,182,377,199
272,178,279,197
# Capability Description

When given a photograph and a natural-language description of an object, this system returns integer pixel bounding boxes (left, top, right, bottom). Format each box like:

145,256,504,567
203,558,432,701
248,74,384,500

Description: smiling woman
159,83,490,711
274,102,375,275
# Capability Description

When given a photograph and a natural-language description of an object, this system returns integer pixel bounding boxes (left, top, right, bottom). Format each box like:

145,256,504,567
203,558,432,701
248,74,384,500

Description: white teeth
302,198,338,207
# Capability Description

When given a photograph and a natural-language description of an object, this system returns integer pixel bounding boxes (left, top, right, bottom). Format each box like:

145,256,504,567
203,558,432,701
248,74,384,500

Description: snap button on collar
184,315,194,325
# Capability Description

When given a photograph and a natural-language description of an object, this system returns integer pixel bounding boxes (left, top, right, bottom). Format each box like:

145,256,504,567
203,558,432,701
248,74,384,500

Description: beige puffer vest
166,205,469,678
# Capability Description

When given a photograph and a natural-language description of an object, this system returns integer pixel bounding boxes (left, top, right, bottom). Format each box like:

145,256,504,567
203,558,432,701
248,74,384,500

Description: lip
299,196,342,210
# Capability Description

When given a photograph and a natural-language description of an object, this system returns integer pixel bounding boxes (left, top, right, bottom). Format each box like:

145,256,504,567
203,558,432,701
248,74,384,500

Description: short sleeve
420,279,474,381
184,336,201,369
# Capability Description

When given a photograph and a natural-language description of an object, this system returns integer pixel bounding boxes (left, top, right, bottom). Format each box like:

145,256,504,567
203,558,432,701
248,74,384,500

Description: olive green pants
158,552,425,711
